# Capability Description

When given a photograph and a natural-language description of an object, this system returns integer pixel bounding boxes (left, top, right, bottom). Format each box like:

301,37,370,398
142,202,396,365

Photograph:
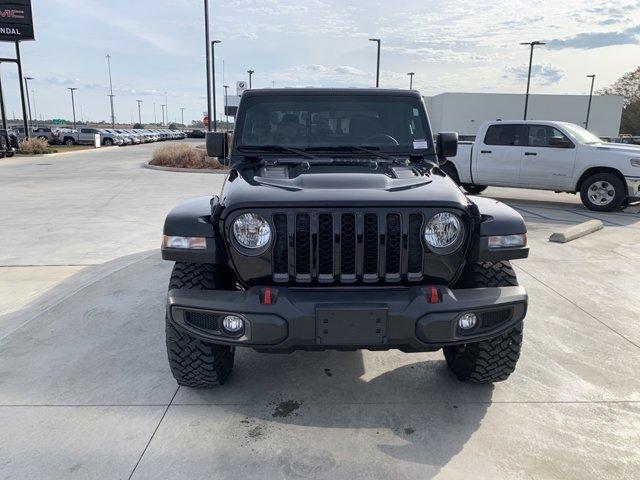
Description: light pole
24,76,33,131
161,104,166,126
67,87,78,130
106,54,116,127
153,102,157,124
520,41,545,120
407,72,414,89
369,38,381,87
204,0,212,131
136,99,142,125
180,107,185,126
585,74,596,130
247,69,254,89
164,91,168,124
223,84,229,129
211,40,221,131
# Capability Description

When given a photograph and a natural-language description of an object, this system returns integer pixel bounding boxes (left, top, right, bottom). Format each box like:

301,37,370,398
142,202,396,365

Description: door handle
480,150,492,154
524,152,537,156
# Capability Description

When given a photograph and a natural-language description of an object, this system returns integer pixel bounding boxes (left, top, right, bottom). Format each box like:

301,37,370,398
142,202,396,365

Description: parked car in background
32,127,60,144
0,128,18,157
187,129,206,138
444,120,640,211
97,129,124,146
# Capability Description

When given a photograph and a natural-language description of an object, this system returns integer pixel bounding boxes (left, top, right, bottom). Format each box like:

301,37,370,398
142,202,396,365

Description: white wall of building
425,93,624,138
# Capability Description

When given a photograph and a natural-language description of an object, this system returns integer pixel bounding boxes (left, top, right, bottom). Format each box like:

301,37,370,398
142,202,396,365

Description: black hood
220,163,469,215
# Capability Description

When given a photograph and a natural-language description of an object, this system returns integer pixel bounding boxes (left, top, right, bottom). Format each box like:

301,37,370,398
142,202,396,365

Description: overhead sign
236,81,247,96
0,0,35,42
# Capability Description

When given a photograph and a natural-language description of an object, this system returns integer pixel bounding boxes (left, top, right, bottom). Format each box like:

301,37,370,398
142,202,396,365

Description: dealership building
424,92,624,138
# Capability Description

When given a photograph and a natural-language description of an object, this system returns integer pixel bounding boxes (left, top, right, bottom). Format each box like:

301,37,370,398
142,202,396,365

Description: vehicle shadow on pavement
181,348,494,474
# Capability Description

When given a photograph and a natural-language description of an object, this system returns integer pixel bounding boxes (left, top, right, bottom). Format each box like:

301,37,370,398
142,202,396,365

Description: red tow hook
263,287,272,305
427,286,441,304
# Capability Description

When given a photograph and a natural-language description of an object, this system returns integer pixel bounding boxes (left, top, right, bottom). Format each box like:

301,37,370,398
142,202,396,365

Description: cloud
546,25,640,49
503,64,564,85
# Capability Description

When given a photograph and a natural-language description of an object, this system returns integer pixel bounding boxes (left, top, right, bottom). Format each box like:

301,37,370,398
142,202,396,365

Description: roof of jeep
242,88,422,97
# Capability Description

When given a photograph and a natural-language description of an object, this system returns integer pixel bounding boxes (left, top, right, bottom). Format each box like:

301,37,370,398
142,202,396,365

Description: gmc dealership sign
0,0,34,42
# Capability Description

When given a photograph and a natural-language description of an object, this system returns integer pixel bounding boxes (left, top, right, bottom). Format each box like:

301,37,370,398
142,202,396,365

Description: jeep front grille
271,210,425,284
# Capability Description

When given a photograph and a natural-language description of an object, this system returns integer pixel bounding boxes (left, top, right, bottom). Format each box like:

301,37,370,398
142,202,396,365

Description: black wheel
64,137,75,146
103,138,114,146
580,173,626,212
165,262,235,388
444,261,523,383
462,184,487,195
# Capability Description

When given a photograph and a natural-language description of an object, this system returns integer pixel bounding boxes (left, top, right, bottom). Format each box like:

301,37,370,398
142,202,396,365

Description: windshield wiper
237,145,316,159
304,145,392,160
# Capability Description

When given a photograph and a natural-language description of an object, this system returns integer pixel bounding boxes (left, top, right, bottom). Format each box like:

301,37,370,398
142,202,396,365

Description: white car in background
444,120,640,211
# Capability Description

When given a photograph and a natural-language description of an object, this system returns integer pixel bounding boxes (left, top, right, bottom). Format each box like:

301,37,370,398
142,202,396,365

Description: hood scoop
254,172,431,192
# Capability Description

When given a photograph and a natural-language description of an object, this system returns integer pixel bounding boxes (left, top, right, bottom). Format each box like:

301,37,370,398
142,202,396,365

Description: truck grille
271,210,426,284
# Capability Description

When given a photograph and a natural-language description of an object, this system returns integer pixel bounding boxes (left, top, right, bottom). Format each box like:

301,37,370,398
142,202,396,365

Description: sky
0,0,639,125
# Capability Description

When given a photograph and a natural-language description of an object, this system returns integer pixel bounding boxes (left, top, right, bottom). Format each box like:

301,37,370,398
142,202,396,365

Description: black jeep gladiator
161,88,529,387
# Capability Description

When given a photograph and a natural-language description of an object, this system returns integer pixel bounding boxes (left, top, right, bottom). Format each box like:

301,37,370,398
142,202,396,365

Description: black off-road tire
444,261,523,383
579,172,626,212
462,184,488,195
166,262,235,388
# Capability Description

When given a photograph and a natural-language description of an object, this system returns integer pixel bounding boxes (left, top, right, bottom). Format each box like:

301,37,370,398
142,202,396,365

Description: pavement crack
127,386,179,480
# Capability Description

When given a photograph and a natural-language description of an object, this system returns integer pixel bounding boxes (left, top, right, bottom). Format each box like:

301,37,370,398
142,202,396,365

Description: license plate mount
315,305,388,345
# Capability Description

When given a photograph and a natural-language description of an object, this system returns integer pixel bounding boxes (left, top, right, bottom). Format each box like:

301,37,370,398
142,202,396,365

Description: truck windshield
560,123,602,144
238,95,432,154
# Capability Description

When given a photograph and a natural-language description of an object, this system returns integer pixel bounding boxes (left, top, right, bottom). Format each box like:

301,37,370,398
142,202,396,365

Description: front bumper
167,285,527,352
625,176,640,200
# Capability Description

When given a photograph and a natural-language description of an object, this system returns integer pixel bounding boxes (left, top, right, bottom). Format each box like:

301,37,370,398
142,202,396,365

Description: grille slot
340,213,356,277
385,214,401,276
273,214,288,275
269,210,431,284
295,214,311,280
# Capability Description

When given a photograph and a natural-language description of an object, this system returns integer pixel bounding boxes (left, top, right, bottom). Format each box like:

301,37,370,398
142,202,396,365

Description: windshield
560,123,602,144
238,95,432,153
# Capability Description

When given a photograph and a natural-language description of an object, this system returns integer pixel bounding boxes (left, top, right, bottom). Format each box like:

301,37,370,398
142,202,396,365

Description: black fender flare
161,196,226,264
468,196,529,262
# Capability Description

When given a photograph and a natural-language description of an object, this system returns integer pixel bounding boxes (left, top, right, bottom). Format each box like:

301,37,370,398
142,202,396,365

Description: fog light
222,315,244,334
458,313,477,330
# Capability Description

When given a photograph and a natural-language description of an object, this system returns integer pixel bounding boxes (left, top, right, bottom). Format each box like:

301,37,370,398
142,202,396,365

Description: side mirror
549,136,571,148
206,131,229,159
436,132,458,163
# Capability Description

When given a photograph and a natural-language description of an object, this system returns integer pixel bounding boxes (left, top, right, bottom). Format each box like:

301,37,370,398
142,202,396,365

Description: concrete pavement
0,143,638,479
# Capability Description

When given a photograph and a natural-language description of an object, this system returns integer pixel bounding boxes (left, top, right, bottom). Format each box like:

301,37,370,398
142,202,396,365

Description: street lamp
164,91,168,124
180,107,185,126
585,74,596,130
204,0,212,131
161,104,166,126
106,54,116,127
223,84,229,129
68,87,78,130
407,72,414,89
247,69,254,89
24,76,33,131
369,38,381,87
136,99,142,125
211,40,221,131
520,41,545,120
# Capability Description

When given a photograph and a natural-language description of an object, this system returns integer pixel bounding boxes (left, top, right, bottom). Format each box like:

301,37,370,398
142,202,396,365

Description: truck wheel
103,138,114,146
165,262,235,388
64,137,75,146
580,173,626,212
462,184,487,194
443,261,522,383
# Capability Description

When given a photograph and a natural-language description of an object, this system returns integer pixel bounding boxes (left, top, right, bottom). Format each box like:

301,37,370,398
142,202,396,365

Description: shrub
150,143,225,169
18,137,52,155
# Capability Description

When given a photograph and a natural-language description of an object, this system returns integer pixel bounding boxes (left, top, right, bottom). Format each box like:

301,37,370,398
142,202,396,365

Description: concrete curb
549,219,603,243
143,162,228,174
16,146,121,158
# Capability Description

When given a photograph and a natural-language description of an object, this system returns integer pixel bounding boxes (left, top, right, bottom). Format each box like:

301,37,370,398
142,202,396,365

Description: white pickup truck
443,120,640,211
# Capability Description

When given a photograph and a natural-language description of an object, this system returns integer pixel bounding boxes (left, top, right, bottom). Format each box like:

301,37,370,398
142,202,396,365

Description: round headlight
232,213,271,249
424,212,462,249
